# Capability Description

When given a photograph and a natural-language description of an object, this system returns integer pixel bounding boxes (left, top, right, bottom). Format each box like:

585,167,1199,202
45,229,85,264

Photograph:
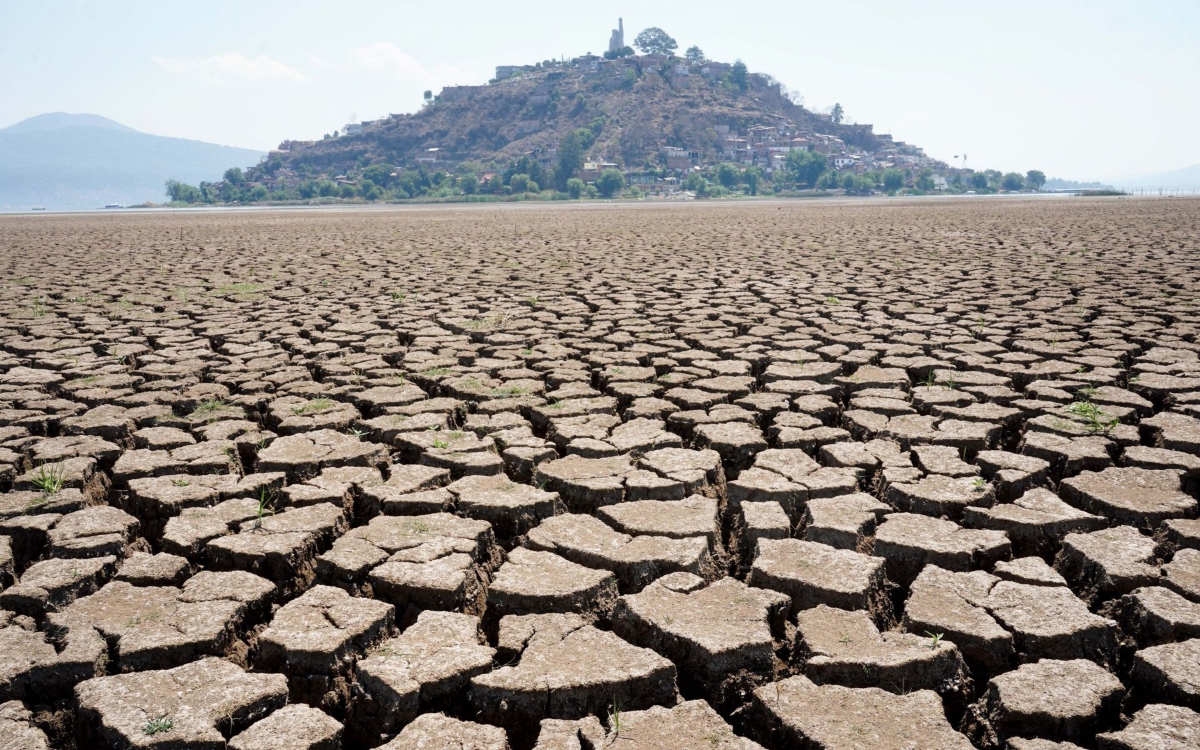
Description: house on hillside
763,146,792,169
416,148,440,165
515,120,541,136
748,126,776,145
343,123,364,136
628,173,680,195
578,161,619,183
722,138,752,164
663,147,700,171
440,86,484,102
495,65,525,80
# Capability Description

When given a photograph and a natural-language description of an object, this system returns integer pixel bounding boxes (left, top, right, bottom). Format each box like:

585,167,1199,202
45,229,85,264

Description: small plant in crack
143,716,172,735
432,439,450,449
292,398,335,415
609,696,622,737
171,478,191,487
1068,400,1119,434
926,632,945,650
30,462,67,496
491,385,527,398
253,487,276,530
189,399,227,418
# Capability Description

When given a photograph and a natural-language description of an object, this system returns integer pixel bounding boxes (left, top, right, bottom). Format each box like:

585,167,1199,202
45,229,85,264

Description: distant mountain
0,113,265,211
1043,178,1114,191
1111,164,1200,191
2,112,138,135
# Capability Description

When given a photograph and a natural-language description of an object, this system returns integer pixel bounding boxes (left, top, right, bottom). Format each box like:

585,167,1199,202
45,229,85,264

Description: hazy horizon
3,1,1198,182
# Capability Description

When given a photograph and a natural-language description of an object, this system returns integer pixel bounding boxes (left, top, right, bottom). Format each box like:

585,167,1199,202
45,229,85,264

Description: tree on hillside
165,179,202,204
557,130,585,189
685,46,706,64
916,168,936,191
831,103,844,124
1001,172,1025,191
223,167,245,185
882,168,905,192
510,174,536,193
731,60,748,92
634,27,678,56
744,167,763,195
715,163,740,189
784,149,827,188
362,163,395,187
604,46,634,59
596,168,625,197
1026,170,1046,191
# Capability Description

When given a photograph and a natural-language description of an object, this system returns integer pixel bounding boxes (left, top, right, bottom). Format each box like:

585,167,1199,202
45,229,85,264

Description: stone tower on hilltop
608,18,625,52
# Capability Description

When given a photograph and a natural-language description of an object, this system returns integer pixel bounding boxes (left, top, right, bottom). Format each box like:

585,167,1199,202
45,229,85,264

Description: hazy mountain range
0,113,264,211
1110,164,1200,191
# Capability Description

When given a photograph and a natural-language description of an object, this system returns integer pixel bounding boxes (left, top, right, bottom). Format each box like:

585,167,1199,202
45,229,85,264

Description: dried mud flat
1,197,1199,750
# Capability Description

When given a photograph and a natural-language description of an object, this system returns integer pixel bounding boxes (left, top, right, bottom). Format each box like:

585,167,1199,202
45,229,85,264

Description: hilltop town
167,20,1046,204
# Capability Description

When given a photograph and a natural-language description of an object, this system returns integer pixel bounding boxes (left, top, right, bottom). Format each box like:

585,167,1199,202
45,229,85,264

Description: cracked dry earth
1,197,1199,750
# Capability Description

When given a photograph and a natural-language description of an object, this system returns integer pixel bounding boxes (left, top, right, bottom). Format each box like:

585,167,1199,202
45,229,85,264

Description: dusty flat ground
1,197,1199,749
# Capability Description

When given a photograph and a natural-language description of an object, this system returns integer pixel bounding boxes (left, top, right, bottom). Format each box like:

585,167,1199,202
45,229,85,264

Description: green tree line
167,147,1046,206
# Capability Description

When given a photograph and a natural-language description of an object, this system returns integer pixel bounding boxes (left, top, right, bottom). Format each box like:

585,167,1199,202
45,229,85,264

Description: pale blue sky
2,1,1197,180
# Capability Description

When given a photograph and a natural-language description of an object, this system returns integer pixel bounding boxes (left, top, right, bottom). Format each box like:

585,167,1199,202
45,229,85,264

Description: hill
0,113,264,211
254,57,898,191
